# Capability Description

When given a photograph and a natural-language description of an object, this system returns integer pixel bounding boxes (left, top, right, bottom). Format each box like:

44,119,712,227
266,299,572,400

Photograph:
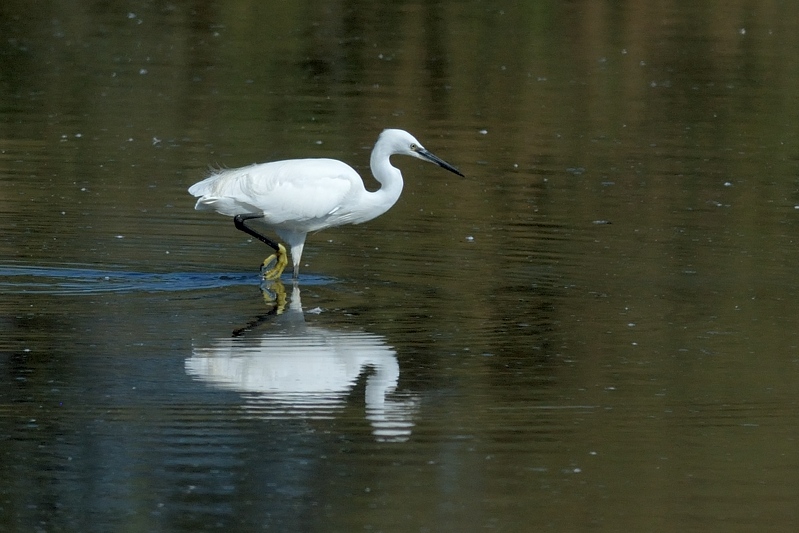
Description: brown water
2,1,799,531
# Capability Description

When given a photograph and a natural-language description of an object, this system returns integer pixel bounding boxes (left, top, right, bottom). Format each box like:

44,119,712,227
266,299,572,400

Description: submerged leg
231,281,288,336
233,214,289,280
260,280,288,315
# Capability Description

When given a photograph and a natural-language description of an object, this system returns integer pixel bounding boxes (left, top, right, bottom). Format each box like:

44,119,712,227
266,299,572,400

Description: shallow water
2,1,799,531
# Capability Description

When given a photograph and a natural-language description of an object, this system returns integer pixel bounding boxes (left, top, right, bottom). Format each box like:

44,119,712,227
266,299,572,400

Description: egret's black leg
232,214,289,280
233,214,280,252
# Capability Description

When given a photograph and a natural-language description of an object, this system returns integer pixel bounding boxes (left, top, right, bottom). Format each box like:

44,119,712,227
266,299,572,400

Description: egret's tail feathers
187,174,219,197
193,196,259,216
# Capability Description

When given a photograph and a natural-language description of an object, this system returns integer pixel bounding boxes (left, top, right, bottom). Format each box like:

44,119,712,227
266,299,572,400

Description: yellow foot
260,243,288,280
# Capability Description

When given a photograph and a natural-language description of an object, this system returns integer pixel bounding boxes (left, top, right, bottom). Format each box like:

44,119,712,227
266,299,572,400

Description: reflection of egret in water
186,283,417,442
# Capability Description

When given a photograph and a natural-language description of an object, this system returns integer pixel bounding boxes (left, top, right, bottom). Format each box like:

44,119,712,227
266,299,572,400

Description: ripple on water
0,263,335,295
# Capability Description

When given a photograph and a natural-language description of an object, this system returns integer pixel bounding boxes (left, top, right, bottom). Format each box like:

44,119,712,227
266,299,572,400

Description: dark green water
2,1,799,531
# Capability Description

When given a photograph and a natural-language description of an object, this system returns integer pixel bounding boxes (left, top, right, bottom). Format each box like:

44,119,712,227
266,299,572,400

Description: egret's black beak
417,147,465,177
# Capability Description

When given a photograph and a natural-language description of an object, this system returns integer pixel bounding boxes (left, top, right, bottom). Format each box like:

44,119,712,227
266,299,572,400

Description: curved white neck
358,148,403,222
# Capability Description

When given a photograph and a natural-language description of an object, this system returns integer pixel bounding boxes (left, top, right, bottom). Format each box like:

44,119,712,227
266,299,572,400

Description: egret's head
379,129,464,177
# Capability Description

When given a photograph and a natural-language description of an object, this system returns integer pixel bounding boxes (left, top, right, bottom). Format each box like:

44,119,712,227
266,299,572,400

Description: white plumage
189,129,463,280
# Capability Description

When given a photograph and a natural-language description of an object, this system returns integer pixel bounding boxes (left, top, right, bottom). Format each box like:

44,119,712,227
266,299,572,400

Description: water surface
2,1,799,531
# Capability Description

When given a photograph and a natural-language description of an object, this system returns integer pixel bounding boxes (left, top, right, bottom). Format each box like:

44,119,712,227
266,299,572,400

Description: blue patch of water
0,264,334,295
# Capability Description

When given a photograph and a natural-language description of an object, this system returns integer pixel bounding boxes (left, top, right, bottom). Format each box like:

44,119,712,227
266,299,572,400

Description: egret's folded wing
188,159,358,221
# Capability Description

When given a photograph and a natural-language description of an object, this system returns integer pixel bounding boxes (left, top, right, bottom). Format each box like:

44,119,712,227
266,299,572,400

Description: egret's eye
410,143,418,151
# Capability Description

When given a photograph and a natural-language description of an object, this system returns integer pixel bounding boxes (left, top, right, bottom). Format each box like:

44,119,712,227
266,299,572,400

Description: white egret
188,129,463,280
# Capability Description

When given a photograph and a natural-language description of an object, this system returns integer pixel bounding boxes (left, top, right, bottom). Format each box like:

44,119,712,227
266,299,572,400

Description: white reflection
186,284,416,442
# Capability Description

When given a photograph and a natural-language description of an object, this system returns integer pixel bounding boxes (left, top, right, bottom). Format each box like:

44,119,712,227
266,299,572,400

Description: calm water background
2,1,799,531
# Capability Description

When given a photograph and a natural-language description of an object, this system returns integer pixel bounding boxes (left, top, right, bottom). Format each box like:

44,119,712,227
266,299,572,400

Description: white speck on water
466,235,474,242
